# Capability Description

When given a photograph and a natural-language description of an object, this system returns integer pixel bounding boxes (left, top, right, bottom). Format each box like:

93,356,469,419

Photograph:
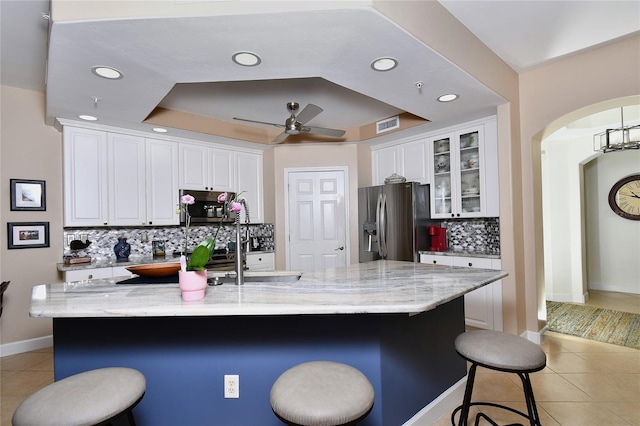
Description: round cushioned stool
270,361,375,426
451,330,546,426
12,367,146,426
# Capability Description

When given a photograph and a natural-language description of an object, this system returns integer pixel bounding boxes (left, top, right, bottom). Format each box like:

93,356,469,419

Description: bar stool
451,330,546,426
270,361,375,426
12,367,146,426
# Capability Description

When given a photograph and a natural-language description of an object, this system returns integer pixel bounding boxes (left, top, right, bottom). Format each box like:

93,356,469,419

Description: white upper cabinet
178,143,235,192
235,152,263,223
64,127,109,226
372,145,399,185
107,133,147,226
64,126,180,227
146,138,179,226
372,138,429,185
429,118,499,219
398,139,429,184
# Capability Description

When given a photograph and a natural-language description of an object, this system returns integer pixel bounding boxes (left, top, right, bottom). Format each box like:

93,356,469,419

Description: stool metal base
451,363,542,426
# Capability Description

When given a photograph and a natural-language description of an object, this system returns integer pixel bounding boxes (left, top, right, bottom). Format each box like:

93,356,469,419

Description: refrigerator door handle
376,193,383,257
380,193,388,258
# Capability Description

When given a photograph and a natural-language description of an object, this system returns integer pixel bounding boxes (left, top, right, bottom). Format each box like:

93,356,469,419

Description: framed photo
7,222,50,249
10,179,46,211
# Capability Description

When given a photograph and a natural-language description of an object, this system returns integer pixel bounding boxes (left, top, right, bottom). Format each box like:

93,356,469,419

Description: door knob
335,246,344,251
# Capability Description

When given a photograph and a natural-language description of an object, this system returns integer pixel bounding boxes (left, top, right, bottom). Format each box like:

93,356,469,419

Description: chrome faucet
234,198,250,285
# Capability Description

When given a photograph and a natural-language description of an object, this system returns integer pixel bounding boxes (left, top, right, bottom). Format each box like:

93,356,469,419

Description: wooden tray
126,263,181,278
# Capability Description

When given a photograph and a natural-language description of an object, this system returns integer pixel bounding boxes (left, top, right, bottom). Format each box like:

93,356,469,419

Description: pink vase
178,270,208,301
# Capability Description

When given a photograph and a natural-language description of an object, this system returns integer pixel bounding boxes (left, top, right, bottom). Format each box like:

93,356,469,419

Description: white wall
584,151,640,294
541,134,598,302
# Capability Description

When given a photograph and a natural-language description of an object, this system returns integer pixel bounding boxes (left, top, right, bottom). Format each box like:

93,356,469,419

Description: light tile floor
586,290,640,315
1,291,638,425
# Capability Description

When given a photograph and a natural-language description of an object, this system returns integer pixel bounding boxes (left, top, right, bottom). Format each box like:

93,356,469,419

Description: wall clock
608,174,640,220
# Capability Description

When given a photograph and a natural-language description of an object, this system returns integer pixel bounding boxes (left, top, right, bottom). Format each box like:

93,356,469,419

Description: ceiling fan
233,102,346,144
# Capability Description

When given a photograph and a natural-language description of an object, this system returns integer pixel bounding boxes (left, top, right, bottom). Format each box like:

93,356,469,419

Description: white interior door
287,169,348,271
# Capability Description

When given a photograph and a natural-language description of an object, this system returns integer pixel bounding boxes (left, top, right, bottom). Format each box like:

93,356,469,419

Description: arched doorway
537,97,640,326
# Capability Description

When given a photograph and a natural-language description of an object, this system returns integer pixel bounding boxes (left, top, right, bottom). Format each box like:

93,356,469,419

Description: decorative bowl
126,263,181,278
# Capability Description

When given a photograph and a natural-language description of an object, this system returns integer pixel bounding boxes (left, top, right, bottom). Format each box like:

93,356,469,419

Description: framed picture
7,222,50,249
10,179,46,211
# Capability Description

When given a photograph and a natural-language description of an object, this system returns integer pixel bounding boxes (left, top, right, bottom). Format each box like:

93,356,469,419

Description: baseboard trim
0,335,53,357
403,376,466,425
520,325,547,345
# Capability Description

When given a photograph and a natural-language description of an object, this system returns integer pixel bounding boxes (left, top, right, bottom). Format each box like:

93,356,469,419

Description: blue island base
53,297,466,425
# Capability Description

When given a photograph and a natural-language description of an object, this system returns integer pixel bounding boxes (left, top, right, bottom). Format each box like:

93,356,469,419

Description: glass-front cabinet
430,125,487,218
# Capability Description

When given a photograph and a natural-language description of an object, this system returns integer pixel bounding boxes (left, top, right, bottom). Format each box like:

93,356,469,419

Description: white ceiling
1,0,638,147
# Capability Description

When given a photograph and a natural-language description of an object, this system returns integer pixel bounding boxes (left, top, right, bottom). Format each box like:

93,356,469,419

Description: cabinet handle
258,258,262,262
88,274,93,279
468,262,472,267
451,214,455,218
148,221,152,225
432,260,437,264
103,222,108,225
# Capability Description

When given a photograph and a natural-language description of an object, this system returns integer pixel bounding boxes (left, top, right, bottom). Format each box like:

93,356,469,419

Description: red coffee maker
428,226,448,252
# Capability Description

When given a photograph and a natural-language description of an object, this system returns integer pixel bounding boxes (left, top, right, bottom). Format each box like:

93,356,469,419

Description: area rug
546,301,640,349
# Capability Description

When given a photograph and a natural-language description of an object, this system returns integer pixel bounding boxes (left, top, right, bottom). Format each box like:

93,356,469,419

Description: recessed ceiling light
91,66,123,80
232,52,261,67
152,127,168,133
437,94,459,102
78,115,98,121
371,57,398,72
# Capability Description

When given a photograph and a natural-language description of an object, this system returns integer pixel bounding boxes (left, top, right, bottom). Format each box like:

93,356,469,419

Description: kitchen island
31,260,506,425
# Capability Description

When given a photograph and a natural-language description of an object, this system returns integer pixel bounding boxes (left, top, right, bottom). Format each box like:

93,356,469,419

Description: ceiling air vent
376,116,400,134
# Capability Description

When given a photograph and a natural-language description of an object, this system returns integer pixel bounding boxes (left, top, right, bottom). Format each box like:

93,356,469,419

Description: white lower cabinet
245,252,275,271
419,254,502,331
64,266,133,282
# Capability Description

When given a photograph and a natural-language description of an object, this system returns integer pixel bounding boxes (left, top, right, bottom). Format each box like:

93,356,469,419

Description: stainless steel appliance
178,189,237,225
172,248,235,271
358,182,431,262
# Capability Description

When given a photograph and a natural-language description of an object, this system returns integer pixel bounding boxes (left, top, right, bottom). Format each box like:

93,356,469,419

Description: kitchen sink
207,270,302,285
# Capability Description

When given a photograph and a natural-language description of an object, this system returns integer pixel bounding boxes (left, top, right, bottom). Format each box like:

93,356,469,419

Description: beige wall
270,144,361,270
520,35,640,330
373,1,526,335
1,86,63,348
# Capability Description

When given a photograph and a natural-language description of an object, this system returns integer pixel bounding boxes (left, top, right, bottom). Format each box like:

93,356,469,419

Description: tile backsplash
64,223,274,260
442,217,500,254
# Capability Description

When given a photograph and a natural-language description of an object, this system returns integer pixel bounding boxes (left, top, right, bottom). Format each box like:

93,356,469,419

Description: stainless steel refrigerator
358,182,431,263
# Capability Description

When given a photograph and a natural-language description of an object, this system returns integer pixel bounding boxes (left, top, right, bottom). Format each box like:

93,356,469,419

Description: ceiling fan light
91,66,123,80
232,52,261,67
78,114,98,121
437,93,459,102
371,57,397,72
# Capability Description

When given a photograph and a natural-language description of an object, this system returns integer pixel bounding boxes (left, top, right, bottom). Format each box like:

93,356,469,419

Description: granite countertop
32,260,507,318
419,250,501,259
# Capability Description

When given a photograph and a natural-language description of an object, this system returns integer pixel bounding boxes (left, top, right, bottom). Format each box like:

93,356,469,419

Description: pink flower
230,201,242,213
180,194,195,205
217,192,228,203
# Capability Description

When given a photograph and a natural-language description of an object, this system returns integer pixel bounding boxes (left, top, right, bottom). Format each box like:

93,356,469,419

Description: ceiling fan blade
295,104,323,125
270,131,289,144
303,126,346,138
233,117,284,128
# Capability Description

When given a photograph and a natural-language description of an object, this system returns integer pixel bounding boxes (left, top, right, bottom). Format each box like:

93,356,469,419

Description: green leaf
188,238,215,271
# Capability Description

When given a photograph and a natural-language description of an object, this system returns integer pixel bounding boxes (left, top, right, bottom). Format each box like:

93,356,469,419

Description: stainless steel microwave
179,189,237,225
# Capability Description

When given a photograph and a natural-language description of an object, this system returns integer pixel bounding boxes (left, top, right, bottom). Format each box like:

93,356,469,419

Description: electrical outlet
224,374,239,399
